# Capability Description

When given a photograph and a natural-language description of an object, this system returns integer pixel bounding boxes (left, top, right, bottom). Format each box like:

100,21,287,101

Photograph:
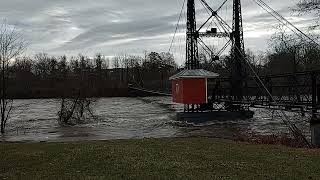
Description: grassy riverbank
1,138,320,179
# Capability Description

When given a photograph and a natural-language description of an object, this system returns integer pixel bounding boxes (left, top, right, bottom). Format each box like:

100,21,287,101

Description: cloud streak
0,0,316,64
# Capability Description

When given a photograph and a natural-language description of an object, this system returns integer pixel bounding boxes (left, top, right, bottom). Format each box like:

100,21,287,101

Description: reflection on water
0,97,311,142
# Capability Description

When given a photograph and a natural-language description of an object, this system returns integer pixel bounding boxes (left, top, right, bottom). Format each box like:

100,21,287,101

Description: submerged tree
0,21,27,134
58,96,96,126
57,58,97,126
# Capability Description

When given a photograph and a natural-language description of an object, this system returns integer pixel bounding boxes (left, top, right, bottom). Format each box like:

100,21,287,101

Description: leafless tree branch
0,20,27,134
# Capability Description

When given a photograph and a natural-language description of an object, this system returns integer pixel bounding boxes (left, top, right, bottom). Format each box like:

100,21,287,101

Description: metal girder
212,70,320,117
186,0,199,70
231,0,246,101
198,32,230,38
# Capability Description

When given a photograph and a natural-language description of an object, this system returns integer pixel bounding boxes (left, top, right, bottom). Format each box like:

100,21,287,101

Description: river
0,97,311,142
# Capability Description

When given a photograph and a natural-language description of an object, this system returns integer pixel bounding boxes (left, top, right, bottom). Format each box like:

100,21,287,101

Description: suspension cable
253,0,306,42
216,0,229,12
214,10,311,147
169,0,186,53
217,39,231,56
236,43,311,147
199,0,211,16
258,0,317,44
253,0,320,47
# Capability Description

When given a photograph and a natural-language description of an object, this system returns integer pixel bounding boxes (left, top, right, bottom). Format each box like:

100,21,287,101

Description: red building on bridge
170,69,219,104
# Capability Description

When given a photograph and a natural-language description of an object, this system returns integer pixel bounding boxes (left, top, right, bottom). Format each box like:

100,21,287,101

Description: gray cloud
0,0,317,65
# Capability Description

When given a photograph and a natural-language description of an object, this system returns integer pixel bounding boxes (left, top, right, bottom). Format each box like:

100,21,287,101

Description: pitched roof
169,69,219,80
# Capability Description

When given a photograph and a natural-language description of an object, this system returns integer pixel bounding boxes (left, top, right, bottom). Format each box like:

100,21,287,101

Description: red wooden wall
172,78,207,104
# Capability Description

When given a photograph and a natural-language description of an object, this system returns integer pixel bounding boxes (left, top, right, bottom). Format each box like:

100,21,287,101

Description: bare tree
103,57,110,69
34,53,50,78
296,0,320,14
295,0,320,29
0,21,27,134
57,59,97,126
112,57,120,69
58,96,96,126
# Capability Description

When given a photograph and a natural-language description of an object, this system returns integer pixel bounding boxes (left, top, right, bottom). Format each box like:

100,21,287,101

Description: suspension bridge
128,0,320,146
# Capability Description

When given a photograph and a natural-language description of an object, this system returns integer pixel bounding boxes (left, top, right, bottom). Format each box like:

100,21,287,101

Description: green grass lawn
1,138,320,180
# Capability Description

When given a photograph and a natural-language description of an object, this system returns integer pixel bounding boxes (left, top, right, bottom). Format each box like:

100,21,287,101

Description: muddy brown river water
0,97,311,142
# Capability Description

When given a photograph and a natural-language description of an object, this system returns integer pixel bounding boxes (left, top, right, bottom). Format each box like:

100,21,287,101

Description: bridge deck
129,71,320,116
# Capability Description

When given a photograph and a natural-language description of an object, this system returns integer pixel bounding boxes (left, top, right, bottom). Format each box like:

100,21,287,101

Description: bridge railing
210,71,320,115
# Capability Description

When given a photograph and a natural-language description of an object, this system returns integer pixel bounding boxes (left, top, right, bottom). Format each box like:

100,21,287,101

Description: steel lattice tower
185,0,245,99
232,0,245,100
186,0,199,70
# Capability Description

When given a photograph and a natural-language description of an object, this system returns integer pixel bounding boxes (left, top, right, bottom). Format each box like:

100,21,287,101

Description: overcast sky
0,0,317,65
